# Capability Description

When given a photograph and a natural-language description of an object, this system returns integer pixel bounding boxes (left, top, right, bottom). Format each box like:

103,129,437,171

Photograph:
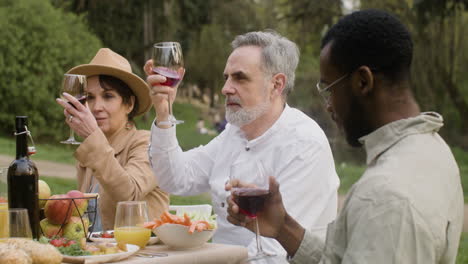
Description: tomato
65,240,77,247
101,232,113,238
50,238,65,247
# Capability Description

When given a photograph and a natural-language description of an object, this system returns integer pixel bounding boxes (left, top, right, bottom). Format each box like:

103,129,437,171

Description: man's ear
271,73,286,97
352,66,374,96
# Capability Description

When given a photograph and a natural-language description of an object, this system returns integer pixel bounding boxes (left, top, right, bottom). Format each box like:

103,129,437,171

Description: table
62,243,248,264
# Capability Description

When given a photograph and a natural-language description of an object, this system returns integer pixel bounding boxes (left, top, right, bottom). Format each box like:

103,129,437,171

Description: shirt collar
359,112,444,165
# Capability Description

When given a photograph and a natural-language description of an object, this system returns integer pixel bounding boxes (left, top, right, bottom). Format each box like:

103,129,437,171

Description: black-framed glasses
316,73,349,103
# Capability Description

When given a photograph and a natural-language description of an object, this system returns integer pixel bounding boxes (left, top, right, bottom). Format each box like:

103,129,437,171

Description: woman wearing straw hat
56,48,169,231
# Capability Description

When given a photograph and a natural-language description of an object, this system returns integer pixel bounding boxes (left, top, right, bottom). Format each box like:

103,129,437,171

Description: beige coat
75,126,169,230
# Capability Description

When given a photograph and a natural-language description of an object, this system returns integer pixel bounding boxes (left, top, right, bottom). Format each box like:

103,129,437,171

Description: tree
0,0,102,140
361,0,468,145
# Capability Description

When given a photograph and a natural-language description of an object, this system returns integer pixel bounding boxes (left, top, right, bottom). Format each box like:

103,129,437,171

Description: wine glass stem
69,129,76,141
168,94,173,119
255,217,264,254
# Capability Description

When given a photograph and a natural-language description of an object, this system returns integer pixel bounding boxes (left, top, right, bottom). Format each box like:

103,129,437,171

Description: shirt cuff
289,229,324,264
150,118,179,151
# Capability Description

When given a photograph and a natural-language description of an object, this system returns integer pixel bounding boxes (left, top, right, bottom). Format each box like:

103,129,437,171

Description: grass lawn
458,233,468,264
40,175,211,208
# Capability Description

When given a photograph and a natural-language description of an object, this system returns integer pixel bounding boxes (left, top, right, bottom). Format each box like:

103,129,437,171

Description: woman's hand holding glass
56,91,99,140
114,201,151,249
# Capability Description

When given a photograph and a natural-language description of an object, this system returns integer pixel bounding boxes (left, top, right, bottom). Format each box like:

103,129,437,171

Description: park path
0,154,75,179
2,154,467,232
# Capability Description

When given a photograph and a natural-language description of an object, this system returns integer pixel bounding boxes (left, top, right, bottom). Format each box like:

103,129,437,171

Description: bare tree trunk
143,0,153,61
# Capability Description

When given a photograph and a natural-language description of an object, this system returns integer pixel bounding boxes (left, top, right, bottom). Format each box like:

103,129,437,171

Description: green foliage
336,162,366,194
0,0,101,141
453,147,468,202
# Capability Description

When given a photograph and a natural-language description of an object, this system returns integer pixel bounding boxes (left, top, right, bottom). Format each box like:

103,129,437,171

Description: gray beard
225,100,269,127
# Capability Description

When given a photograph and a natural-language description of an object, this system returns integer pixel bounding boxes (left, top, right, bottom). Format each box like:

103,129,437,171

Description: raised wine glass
114,201,151,249
230,160,276,260
60,74,87,144
152,42,184,125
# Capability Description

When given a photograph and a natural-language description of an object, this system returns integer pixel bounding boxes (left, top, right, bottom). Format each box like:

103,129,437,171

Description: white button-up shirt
149,105,339,261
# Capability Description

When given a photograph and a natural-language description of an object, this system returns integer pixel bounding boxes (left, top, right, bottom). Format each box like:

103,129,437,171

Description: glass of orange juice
0,167,8,239
0,208,32,239
114,201,151,249
0,203,8,239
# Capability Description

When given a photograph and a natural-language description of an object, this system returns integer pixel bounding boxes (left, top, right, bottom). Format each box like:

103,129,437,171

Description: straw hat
67,48,151,116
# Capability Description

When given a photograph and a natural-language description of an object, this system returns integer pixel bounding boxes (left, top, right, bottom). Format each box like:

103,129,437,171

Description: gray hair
231,30,300,97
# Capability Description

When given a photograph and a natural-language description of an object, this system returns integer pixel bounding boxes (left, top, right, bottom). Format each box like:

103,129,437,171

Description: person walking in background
56,48,169,231
144,31,339,261
227,9,464,264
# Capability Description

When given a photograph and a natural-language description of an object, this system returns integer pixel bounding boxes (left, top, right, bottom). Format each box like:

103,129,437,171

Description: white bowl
153,224,214,249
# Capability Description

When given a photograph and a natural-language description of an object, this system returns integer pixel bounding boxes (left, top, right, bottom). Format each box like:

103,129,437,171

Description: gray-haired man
145,31,339,261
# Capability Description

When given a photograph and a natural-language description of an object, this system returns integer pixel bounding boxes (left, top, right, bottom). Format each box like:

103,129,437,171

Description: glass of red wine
60,74,87,145
152,42,184,125
230,160,276,260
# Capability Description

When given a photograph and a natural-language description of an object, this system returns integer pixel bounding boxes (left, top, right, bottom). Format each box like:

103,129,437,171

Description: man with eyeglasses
227,9,463,263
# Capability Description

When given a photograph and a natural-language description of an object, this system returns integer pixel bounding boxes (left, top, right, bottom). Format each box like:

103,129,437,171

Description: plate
89,231,159,245
62,243,139,264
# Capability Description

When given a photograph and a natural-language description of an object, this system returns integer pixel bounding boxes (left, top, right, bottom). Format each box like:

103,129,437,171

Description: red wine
68,95,87,108
7,116,40,239
153,67,181,87
233,188,269,218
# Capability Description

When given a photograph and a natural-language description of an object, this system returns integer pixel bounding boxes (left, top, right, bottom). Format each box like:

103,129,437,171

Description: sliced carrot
183,213,192,226
196,223,208,232
153,219,163,229
188,222,197,233
188,220,211,233
143,221,156,229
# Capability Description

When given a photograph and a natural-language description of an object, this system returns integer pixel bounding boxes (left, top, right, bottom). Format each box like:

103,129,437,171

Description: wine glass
114,201,151,249
0,208,33,239
230,160,276,260
152,42,184,125
60,74,87,144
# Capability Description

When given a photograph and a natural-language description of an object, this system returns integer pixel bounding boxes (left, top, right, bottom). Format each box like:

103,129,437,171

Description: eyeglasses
316,73,349,103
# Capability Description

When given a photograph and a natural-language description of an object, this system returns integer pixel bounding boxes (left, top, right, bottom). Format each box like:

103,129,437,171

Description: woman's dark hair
321,9,413,83
98,75,139,121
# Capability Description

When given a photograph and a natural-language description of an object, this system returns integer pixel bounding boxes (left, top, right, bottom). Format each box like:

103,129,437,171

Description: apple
63,216,89,241
40,218,63,238
67,190,88,217
44,194,73,225
38,179,51,208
